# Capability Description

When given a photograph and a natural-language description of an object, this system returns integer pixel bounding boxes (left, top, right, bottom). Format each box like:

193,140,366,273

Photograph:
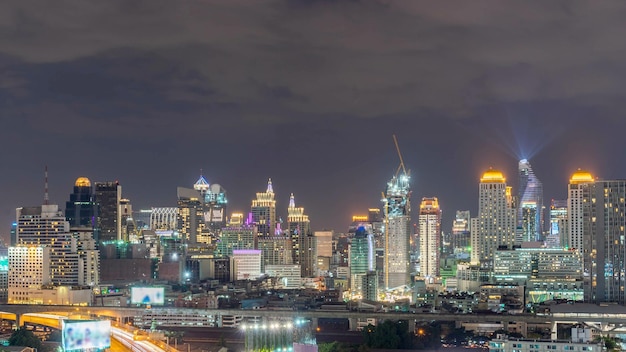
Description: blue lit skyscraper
349,226,375,297
518,159,544,241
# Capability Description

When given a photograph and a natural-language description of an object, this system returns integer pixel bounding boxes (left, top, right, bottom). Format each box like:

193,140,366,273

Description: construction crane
383,135,410,291
393,134,408,177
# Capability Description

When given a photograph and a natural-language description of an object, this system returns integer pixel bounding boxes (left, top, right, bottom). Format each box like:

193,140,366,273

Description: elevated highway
1,304,626,337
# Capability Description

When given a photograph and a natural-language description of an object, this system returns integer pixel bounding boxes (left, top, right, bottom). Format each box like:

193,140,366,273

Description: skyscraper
65,177,96,229
94,181,122,243
288,193,316,277
452,210,471,253
251,179,277,237
471,168,516,267
581,179,626,304
177,177,207,245
567,170,594,252
15,204,80,285
204,183,228,231
383,172,411,289
349,226,375,297
419,197,441,279
518,159,544,241
549,199,568,248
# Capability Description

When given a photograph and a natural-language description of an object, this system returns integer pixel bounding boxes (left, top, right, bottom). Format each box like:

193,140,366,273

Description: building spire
44,165,49,205
289,193,295,208
267,178,273,193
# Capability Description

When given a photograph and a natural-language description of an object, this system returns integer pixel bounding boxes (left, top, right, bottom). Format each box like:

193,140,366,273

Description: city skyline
2,1,626,236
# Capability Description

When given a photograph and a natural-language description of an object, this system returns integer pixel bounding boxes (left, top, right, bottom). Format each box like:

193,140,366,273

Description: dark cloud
1,1,626,234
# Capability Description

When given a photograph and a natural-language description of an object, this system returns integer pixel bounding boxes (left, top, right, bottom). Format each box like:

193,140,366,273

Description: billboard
62,320,111,351
131,286,165,305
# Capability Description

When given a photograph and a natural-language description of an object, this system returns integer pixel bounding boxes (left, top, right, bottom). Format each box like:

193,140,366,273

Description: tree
8,327,43,350
47,329,63,342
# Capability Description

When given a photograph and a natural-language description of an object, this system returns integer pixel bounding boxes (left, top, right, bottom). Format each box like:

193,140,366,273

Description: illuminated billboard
62,320,111,351
131,286,165,305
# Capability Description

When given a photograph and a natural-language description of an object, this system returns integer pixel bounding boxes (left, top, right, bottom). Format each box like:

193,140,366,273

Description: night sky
2,1,626,238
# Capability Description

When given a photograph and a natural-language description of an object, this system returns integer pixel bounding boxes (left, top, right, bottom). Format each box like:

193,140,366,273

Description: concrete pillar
311,317,318,330
348,318,357,331
407,319,416,334
15,313,21,329
551,321,558,340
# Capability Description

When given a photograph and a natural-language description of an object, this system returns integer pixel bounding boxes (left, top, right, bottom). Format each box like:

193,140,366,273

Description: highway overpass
0,303,625,337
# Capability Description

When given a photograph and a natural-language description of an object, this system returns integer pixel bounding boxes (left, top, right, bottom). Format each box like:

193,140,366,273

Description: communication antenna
44,165,49,205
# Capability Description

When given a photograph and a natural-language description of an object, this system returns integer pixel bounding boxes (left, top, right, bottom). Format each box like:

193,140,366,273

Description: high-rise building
150,207,178,230
288,194,316,277
251,179,277,237
518,159,544,241
349,226,375,296
204,184,228,231
177,181,205,245
119,198,135,242
230,249,262,281
8,246,50,304
567,170,594,252
65,177,96,229
382,172,411,289
419,197,441,279
258,236,293,270
314,231,333,258
15,204,80,286
94,181,122,243
549,199,568,248
471,168,517,267
452,210,471,253
71,228,100,286
581,179,626,304
216,224,257,257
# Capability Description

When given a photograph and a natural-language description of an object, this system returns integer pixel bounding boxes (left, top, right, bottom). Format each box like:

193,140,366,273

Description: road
111,326,167,352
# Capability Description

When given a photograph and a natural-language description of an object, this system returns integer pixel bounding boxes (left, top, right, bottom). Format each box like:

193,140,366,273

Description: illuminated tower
548,199,568,248
518,159,544,241
383,172,411,289
581,179,626,304
251,179,276,237
288,193,316,277
567,170,594,252
452,210,471,253
419,197,441,279
94,181,122,243
65,177,96,229
471,168,516,267
177,177,206,245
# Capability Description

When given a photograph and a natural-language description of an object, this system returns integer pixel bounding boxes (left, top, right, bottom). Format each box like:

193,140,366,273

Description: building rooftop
480,168,505,183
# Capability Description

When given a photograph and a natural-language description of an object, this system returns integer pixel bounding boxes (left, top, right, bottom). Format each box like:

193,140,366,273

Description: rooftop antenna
44,165,49,205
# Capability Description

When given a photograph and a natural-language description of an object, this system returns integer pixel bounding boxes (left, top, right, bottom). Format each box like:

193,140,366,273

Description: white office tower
15,205,80,285
567,170,594,252
71,228,100,286
8,247,50,304
471,168,516,267
418,197,441,279
230,249,262,281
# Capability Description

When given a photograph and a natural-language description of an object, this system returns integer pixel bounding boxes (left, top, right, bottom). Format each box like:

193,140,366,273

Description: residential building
419,197,441,279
